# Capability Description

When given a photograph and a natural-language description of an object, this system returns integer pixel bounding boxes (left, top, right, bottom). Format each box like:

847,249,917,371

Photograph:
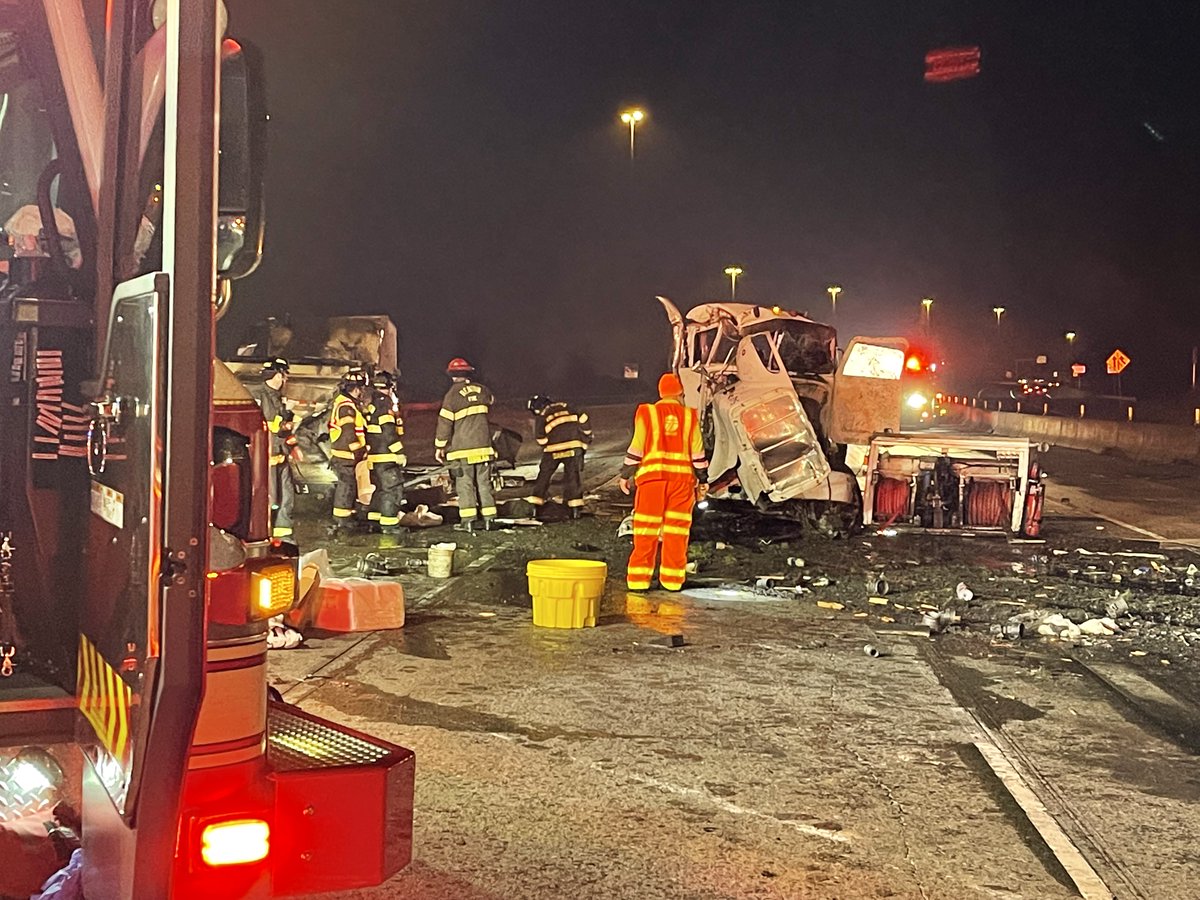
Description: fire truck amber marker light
250,565,296,618
201,819,270,867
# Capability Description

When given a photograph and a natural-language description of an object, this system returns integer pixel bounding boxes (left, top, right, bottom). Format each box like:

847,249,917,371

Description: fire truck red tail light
905,355,923,372
200,818,270,867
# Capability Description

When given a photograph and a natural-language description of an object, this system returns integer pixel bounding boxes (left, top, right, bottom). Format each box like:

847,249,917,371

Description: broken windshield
764,321,837,375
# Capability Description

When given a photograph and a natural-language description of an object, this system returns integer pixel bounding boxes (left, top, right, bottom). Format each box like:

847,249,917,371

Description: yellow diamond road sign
1106,349,1131,375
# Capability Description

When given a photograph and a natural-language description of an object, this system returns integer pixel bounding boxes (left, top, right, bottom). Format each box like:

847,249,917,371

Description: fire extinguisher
1023,462,1044,537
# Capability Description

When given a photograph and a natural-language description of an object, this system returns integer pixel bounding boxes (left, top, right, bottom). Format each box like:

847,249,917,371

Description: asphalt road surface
271,406,1200,899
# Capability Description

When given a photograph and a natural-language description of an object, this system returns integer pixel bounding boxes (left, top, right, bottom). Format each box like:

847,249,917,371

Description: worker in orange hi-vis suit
619,373,709,591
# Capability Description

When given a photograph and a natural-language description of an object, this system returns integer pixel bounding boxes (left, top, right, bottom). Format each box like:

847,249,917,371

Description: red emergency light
925,46,981,83
905,355,923,373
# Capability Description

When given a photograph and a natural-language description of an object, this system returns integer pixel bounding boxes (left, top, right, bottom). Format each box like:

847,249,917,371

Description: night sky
225,1,1200,402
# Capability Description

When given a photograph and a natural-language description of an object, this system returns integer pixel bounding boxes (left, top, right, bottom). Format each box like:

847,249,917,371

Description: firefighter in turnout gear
366,370,406,533
619,373,709,591
328,368,370,530
248,357,298,538
435,358,497,531
524,395,593,517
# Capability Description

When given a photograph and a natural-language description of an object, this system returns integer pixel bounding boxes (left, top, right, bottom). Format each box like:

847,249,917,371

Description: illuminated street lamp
723,266,743,300
921,297,933,330
992,306,1006,325
827,284,842,318
1065,331,1076,345
620,108,645,160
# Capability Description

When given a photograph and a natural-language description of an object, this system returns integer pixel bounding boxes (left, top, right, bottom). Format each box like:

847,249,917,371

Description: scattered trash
922,610,960,634
478,612,497,617
685,561,700,574
356,552,404,577
816,600,845,611
868,597,889,606
1105,594,1130,618
1079,617,1120,636
879,615,896,623
810,576,831,588
715,542,729,550
1130,650,1148,657
617,516,634,538
786,557,806,568
863,644,887,658
654,634,687,648
267,615,303,650
1037,613,1081,641
397,503,443,528
878,528,899,537
755,575,785,589
866,574,890,595
955,582,974,603
1002,620,1025,640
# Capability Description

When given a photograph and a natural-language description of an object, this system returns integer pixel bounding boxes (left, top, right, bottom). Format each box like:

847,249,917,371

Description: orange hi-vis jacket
328,392,366,462
622,399,708,486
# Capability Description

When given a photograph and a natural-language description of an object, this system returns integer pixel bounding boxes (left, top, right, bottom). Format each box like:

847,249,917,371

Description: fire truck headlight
250,564,296,619
200,819,270,867
905,392,928,410
12,748,64,792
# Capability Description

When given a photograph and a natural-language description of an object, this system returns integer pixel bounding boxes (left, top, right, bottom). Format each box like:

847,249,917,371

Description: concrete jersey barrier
951,404,1200,465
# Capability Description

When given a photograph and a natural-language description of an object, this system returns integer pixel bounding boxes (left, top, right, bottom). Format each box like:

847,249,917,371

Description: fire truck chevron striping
77,634,134,766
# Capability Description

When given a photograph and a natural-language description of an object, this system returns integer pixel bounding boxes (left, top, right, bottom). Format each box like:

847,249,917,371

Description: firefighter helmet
446,357,475,375
262,357,290,375
527,395,550,415
339,367,370,393
372,370,396,390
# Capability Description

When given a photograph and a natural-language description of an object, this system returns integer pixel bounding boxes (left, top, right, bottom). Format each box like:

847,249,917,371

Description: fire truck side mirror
216,40,267,282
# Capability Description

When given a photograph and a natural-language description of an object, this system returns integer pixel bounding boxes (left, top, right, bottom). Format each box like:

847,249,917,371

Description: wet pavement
271,409,1200,898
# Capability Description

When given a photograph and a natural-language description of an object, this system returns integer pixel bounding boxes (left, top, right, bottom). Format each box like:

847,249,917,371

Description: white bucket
427,542,456,578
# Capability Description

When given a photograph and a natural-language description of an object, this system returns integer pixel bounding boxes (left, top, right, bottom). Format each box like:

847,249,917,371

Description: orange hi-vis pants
627,479,695,591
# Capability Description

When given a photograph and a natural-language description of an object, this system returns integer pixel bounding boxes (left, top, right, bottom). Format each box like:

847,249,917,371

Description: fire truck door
79,276,172,894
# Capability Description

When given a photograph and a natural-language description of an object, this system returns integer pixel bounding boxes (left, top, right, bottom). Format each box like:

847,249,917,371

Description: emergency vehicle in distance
658,298,1044,537
0,2,413,897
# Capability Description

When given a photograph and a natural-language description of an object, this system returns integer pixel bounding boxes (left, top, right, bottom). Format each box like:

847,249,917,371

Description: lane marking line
972,729,1114,900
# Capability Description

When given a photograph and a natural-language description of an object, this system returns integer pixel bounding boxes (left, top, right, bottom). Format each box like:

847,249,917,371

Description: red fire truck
0,1,413,896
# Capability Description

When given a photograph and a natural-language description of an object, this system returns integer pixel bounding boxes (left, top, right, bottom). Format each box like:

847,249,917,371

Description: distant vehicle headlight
905,392,928,410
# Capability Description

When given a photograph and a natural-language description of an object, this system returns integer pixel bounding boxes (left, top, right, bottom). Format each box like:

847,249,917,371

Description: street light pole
827,284,842,320
723,266,743,300
1065,331,1078,386
619,108,645,160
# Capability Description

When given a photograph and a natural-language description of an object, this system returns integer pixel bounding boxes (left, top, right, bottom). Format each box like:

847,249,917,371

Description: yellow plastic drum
527,559,608,629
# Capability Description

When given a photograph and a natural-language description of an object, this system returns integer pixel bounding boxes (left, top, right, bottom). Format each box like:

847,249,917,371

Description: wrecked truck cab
657,297,904,533
657,297,1043,537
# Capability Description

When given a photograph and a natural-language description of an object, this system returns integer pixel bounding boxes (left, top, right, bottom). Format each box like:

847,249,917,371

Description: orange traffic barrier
312,578,405,632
